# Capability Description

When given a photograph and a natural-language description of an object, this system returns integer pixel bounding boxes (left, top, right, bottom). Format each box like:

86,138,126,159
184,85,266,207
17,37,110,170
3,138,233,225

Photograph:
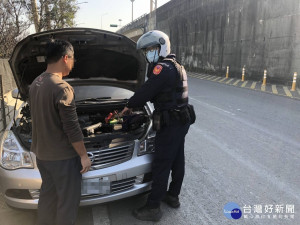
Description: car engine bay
13,102,151,151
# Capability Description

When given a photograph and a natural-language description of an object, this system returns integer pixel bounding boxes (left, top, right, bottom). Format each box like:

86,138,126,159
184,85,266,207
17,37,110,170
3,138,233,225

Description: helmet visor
137,34,160,50
142,46,160,56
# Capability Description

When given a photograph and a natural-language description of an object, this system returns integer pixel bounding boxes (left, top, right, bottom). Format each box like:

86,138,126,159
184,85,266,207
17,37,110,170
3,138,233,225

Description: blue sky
75,0,171,32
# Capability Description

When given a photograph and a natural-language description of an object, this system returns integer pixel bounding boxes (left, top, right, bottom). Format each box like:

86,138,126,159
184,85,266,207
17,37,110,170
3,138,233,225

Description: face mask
146,50,159,63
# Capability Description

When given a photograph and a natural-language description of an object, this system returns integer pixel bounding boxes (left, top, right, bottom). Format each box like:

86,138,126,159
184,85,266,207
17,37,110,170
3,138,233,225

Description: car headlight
0,131,34,170
138,131,156,156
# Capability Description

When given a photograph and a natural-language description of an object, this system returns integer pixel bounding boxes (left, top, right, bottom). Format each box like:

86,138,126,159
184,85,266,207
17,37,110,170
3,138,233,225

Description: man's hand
80,155,91,174
71,141,92,174
121,106,132,116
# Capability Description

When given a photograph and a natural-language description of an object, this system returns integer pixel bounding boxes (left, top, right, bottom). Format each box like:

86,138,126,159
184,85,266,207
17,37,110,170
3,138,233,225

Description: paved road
1,75,299,224
107,75,300,225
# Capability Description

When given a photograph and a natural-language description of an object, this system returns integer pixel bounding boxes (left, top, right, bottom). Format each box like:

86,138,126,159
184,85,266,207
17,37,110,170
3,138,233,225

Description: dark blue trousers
36,156,82,225
147,121,190,208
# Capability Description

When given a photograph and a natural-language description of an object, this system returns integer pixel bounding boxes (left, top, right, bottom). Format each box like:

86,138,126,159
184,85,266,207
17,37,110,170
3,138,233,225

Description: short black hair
46,39,74,64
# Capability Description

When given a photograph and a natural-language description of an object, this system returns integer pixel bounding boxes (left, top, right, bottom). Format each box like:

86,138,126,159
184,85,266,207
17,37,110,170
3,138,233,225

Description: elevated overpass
117,14,149,42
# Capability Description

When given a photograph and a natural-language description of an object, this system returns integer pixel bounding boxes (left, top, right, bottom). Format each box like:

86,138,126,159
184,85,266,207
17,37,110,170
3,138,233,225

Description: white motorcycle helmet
137,30,171,62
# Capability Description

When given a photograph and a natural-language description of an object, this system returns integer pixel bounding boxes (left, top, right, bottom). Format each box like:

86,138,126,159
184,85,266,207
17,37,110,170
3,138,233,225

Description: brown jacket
29,72,83,160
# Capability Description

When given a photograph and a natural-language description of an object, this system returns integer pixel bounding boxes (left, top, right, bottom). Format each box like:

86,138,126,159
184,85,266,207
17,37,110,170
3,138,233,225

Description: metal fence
0,75,6,131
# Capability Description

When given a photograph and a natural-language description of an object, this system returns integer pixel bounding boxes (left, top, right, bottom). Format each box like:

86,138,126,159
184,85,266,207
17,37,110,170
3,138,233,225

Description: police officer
121,30,195,222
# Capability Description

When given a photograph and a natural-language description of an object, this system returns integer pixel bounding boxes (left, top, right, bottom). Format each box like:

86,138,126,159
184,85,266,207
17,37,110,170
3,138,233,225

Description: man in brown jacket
29,39,91,225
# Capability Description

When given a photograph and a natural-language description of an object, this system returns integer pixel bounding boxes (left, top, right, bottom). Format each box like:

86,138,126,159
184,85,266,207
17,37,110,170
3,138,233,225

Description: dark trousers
36,156,82,225
147,121,190,208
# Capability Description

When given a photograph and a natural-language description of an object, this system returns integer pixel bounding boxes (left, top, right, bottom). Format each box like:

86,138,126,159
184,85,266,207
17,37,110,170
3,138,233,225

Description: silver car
0,28,155,209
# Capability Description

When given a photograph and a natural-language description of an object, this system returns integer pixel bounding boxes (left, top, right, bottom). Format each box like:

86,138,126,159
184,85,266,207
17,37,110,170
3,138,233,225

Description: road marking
193,75,203,79
203,75,210,79
199,75,211,79
233,80,240,86
195,75,203,79
92,205,110,225
189,73,297,99
241,81,248,87
188,74,197,78
225,78,234,84
283,86,292,97
189,97,236,116
206,76,216,80
189,73,201,77
212,77,222,81
218,77,227,83
272,85,278,94
250,82,256,89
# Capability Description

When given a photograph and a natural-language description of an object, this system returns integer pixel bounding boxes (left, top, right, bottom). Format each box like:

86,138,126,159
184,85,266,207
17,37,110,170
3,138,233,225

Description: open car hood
9,28,147,101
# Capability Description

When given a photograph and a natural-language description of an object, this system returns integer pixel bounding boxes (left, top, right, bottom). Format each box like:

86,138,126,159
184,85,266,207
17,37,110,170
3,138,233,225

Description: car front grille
86,143,134,170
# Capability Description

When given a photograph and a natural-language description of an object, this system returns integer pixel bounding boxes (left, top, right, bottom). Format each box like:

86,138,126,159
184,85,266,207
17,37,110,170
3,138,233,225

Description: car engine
13,103,150,151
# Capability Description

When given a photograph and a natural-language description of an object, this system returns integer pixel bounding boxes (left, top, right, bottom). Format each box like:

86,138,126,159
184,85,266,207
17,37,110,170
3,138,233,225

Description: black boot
132,205,162,222
163,192,180,208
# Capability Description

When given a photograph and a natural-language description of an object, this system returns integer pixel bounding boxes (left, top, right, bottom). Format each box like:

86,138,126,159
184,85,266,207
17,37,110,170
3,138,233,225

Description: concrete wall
156,0,300,84
121,0,300,84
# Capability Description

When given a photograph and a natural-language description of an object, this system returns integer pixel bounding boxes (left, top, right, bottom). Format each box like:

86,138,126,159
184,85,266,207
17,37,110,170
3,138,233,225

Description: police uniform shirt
127,55,180,110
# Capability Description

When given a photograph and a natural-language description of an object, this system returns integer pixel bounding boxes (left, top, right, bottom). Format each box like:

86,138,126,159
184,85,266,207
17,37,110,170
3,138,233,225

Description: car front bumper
0,150,153,209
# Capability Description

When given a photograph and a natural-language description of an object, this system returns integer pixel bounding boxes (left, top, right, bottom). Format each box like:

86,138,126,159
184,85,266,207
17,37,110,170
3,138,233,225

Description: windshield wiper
76,97,111,103
76,97,128,104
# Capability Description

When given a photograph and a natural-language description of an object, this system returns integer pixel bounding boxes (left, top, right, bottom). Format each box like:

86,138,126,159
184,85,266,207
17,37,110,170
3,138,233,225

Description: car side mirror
11,88,20,99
